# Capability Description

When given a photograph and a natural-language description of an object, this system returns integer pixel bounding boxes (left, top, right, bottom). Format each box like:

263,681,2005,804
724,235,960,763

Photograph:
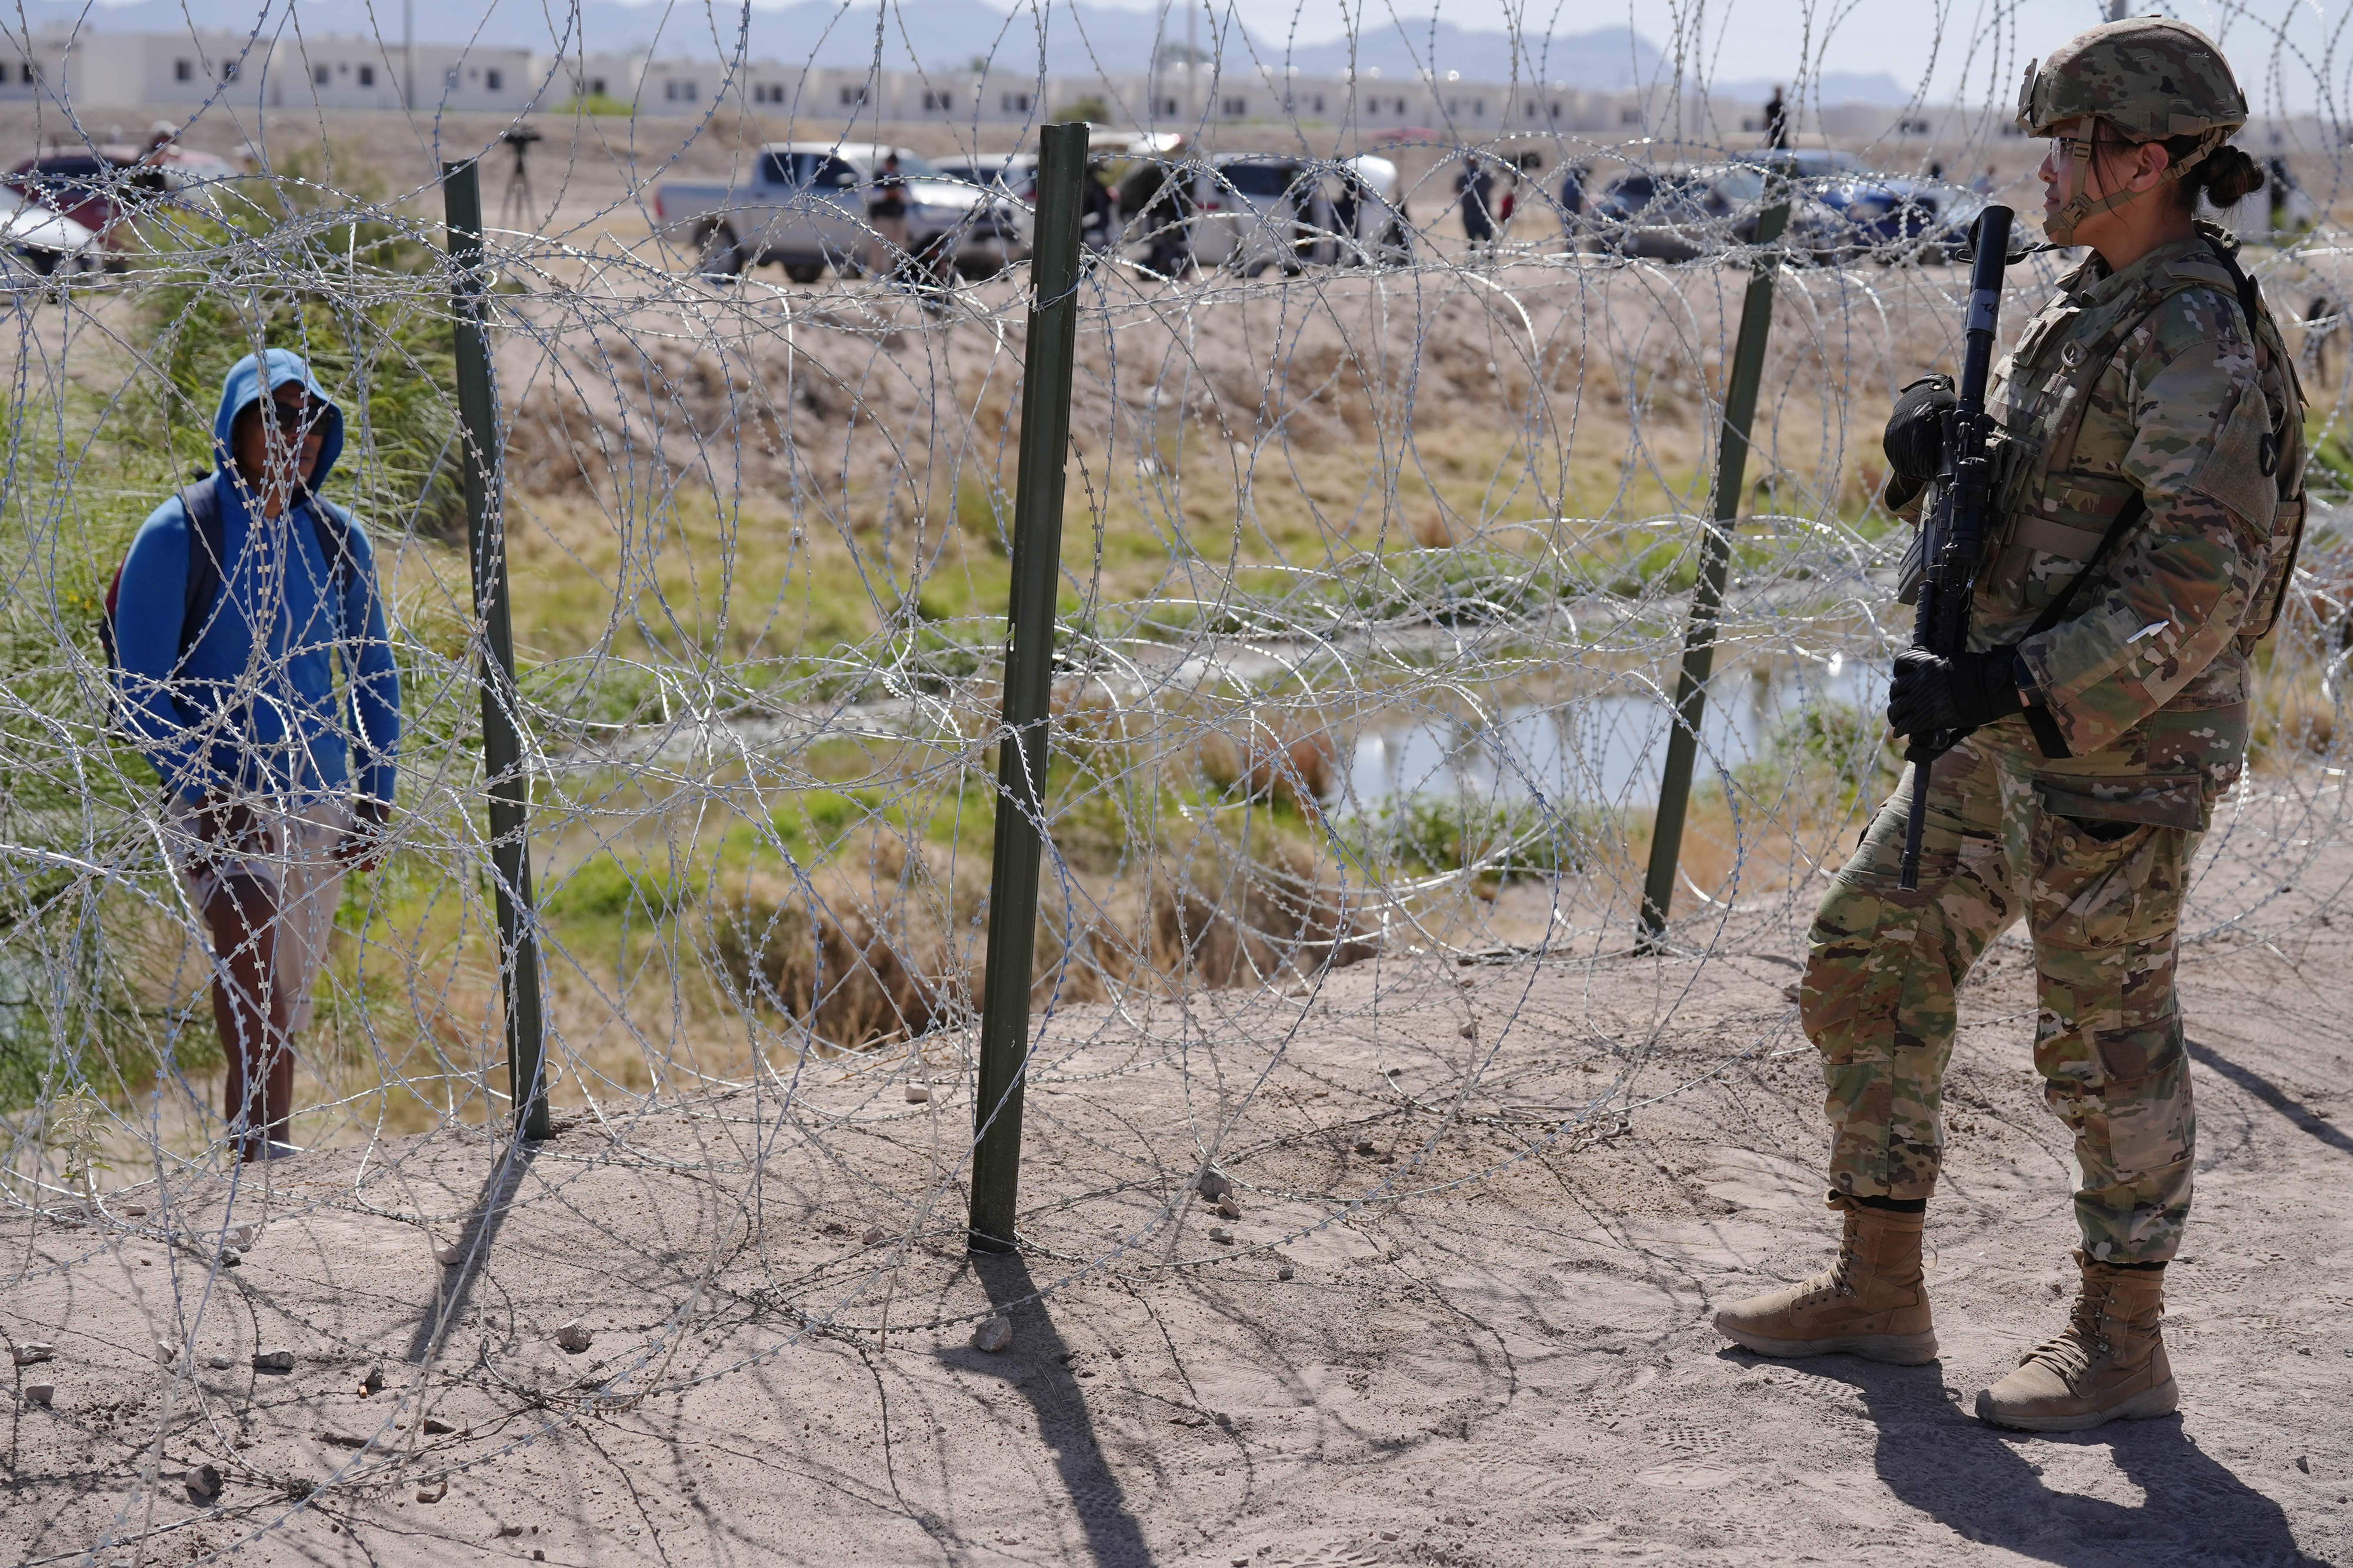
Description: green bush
1338,795,1598,883
132,150,465,544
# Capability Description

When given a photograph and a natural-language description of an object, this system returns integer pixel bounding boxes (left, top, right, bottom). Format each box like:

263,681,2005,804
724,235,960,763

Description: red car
6,145,237,265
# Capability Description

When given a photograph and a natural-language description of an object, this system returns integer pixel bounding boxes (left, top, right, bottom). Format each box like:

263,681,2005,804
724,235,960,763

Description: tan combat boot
1712,1196,1937,1365
1975,1252,2177,1432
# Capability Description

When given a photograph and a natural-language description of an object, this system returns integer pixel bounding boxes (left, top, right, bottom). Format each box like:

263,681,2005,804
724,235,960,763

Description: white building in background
0,22,2135,154
0,25,534,115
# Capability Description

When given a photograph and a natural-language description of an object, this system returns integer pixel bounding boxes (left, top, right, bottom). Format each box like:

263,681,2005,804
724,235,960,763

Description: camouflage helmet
2017,16,2247,241
2016,16,2247,141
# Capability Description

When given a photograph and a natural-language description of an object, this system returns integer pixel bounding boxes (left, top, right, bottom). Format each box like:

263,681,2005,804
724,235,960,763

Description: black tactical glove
1886,646,2023,740
1882,373,1955,512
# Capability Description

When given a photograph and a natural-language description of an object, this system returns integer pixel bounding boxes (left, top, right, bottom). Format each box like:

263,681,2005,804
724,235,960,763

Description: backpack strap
304,496,354,596
175,475,226,668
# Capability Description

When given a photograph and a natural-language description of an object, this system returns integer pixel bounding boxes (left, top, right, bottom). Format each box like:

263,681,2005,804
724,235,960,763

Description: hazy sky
1088,1,2348,114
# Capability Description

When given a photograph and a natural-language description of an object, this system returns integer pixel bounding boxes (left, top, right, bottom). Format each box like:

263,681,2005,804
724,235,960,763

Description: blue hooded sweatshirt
115,349,400,806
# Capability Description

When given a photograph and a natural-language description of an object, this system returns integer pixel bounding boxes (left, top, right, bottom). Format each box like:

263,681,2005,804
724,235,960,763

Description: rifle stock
1898,205,2015,892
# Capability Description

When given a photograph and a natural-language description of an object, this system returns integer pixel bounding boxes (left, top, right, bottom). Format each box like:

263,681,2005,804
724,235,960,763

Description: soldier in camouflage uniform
1714,18,2306,1433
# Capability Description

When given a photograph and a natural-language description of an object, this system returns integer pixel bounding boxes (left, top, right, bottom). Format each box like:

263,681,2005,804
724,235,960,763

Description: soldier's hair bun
2197,144,2267,207
2159,133,2265,211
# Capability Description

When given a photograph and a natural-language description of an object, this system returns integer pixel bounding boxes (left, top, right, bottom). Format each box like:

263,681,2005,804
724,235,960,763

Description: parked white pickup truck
652,142,1026,282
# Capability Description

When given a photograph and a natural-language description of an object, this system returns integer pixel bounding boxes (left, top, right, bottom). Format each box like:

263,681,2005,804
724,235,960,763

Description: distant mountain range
26,0,1913,102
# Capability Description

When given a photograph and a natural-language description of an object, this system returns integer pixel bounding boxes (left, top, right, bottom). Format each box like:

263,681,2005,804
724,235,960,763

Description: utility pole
1187,0,1197,121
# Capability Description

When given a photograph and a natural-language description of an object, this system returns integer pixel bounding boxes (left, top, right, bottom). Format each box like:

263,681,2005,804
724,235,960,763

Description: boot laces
2021,1273,2116,1380
1797,1215,1864,1305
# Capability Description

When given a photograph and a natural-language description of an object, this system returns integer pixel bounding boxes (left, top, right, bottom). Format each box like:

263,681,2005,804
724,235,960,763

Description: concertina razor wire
2,0,2353,1537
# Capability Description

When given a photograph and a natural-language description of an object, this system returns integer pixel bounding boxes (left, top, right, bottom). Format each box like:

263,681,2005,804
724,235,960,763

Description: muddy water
1342,655,1887,810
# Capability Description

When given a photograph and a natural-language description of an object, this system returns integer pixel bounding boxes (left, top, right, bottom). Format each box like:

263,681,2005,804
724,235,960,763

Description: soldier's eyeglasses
264,399,318,433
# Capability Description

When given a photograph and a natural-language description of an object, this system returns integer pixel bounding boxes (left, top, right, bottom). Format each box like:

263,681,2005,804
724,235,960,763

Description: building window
922,88,949,111
1474,98,1485,116
175,58,192,82
1619,106,1642,125
1311,94,1324,114
358,64,374,86
839,84,867,106
588,76,605,96
1221,95,1245,116
1001,91,1031,112
485,68,502,92
18,61,33,84
1549,101,1560,119
315,64,331,85
1160,96,1178,115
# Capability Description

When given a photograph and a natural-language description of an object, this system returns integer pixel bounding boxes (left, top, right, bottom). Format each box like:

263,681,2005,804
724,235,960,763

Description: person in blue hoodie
115,349,399,1162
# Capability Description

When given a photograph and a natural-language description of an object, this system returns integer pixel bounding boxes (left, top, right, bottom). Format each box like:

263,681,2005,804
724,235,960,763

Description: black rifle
1898,204,2015,892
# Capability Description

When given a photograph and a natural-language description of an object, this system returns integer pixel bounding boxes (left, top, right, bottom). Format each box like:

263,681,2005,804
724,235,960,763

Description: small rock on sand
321,1429,367,1449
554,1319,592,1354
216,1248,242,1268
860,1225,886,1246
1352,1140,1377,1156
252,1348,296,1373
11,1343,53,1366
1209,1226,1235,1244
155,1338,178,1365
434,1243,464,1267
225,1225,256,1250
1196,1169,1234,1202
1459,1022,1477,1039
185,1463,222,1503
904,1084,931,1103
22,1382,54,1407
1277,1264,1296,1281
121,1203,149,1217
204,1355,235,1370
972,1316,1013,1353
1214,1196,1242,1219
360,1363,386,1394
416,1478,448,1504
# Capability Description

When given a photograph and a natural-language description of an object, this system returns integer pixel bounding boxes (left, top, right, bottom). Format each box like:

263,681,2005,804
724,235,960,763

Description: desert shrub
132,148,466,543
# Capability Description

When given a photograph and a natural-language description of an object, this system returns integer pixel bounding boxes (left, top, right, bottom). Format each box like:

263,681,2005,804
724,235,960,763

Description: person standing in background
867,151,909,280
1765,85,1790,149
113,351,399,1162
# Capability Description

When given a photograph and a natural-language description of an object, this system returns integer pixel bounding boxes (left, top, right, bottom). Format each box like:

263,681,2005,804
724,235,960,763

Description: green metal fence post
442,159,549,1142
1637,196,1791,949
968,122,1089,1253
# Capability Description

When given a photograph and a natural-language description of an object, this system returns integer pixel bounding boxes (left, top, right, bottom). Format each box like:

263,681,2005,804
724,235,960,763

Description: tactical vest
1982,223,2306,653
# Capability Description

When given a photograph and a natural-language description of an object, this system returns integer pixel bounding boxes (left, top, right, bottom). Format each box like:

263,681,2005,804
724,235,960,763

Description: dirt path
5,872,2349,1566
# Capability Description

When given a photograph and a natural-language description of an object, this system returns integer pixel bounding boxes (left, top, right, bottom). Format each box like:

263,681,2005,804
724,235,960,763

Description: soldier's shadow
1739,1352,2324,1566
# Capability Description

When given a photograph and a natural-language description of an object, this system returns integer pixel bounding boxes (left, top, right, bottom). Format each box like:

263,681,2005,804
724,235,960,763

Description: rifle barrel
1897,204,2014,893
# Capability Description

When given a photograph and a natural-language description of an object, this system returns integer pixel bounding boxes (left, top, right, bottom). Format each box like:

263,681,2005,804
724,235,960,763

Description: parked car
1579,166,1738,261
1579,149,1968,268
652,143,1024,282
6,145,235,266
0,185,99,278
1837,176,1984,264
1114,154,1386,278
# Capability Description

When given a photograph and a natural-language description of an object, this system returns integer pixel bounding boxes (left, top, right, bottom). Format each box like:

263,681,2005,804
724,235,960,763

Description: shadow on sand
961,1250,1154,1567
1723,1349,2324,1567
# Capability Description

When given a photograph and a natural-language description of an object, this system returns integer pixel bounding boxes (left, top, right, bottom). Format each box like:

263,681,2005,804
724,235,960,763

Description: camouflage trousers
1799,726,2196,1264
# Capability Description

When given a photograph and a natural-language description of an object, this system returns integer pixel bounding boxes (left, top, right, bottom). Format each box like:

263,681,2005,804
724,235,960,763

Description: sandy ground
6,834,2352,1568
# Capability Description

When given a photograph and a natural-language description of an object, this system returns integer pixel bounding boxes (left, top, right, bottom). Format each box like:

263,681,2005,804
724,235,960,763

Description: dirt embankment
6,830,2350,1567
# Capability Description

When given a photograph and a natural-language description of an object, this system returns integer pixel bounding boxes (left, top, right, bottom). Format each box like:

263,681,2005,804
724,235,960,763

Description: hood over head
212,348,345,495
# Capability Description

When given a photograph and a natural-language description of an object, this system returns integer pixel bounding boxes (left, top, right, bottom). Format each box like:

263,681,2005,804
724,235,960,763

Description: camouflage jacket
1967,226,2305,829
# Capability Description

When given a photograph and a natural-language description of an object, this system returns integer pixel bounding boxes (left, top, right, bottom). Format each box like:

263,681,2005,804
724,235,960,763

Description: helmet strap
2044,127,2226,245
